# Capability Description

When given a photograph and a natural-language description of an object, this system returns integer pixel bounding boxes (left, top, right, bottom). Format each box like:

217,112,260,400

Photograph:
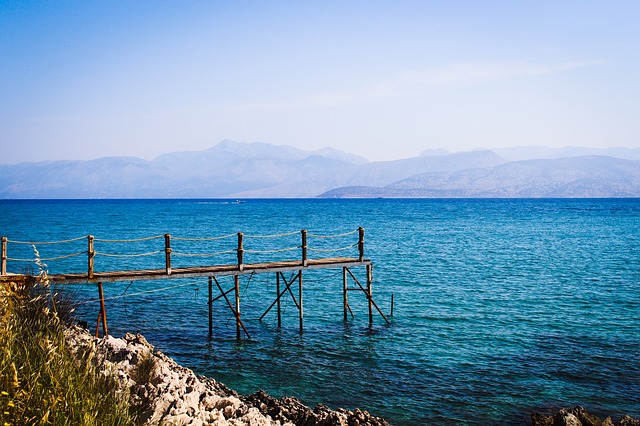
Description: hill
1,141,638,198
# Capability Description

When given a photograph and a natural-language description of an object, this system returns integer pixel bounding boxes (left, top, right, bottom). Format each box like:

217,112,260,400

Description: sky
1,1,640,164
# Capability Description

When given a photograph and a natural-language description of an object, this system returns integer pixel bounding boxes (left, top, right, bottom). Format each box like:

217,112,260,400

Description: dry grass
0,248,135,426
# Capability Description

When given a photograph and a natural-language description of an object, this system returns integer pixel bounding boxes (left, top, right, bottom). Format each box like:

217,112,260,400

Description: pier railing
1,228,366,278
1,227,391,339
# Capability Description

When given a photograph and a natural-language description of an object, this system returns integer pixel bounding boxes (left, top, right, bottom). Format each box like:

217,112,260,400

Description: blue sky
1,1,639,164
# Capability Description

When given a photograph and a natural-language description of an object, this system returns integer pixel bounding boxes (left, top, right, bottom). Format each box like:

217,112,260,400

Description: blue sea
1,199,639,425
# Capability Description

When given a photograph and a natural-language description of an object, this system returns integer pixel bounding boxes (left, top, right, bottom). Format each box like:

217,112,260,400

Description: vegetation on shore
0,256,134,426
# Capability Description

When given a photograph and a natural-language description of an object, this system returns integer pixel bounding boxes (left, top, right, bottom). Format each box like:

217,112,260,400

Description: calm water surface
1,199,639,425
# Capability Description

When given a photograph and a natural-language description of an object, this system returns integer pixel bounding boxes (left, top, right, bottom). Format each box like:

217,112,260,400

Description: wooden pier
1,228,390,339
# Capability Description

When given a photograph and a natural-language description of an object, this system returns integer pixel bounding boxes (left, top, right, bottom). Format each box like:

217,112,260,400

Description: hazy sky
2,1,639,164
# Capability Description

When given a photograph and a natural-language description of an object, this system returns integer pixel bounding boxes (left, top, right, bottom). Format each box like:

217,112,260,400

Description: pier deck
1,228,389,339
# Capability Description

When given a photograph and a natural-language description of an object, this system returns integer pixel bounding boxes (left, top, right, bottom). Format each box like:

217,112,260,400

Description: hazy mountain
0,141,363,198
1,141,638,198
493,146,640,162
419,148,451,157
343,150,507,187
320,156,640,198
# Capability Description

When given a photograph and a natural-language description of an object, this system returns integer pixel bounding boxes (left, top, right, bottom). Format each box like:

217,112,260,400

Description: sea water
1,198,639,425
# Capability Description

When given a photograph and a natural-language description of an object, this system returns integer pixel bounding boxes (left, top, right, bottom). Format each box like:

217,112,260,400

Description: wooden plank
44,257,372,284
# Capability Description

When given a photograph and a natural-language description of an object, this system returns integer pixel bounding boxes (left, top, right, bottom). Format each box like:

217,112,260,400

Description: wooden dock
1,228,390,339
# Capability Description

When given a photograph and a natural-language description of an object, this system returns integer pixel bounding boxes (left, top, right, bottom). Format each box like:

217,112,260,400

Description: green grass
0,278,135,426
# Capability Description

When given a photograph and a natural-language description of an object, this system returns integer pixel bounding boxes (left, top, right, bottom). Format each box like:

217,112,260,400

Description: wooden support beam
276,272,281,327
299,270,303,333
284,272,301,310
1,237,6,276
211,286,234,302
367,263,373,325
259,272,299,322
208,276,213,338
234,275,241,339
391,294,394,317
95,282,108,337
345,267,390,325
164,234,172,275
343,267,348,321
88,235,95,279
237,233,244,272
212,276,250,339
301,230,308,267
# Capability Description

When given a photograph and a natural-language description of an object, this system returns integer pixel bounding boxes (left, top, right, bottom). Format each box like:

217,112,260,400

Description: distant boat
232,200,245,204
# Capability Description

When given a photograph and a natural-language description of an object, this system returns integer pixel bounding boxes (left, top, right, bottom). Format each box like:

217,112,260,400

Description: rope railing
94,235,164,243
95,250,164,258
172,249,237,258
308,242,359,253
38,251,88,261
1,227,366,277
171,233,237,242
6,235,87,245
307,229,359,239
243,231,300,239
244,246,300,254
75,280,198,305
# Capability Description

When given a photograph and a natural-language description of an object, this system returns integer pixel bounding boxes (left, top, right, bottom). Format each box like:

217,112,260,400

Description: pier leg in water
343,267,348,321
298,270,303,333
234,275,241,340
367,264,373,325
276,273,281,328
208,276,213,338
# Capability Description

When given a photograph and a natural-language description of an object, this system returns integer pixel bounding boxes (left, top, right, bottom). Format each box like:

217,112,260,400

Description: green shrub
0,278,135,426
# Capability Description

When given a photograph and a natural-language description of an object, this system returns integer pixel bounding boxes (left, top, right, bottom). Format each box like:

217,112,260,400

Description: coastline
64,325,390,426
64,325,640,426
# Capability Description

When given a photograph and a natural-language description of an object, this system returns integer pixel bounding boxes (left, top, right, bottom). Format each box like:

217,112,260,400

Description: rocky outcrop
531,406,640,426
64,326,389,426
243,390,388,426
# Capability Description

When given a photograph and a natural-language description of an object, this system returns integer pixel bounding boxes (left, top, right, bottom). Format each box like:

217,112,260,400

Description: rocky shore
531,406,640,426
64,326,389,426
62,325,640,426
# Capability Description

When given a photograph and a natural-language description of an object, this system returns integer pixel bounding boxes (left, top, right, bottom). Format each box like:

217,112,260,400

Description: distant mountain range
1,140,639,198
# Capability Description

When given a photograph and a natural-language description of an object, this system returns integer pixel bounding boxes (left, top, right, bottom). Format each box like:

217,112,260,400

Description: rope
38,251,86,261
172,249,236,258
172,233,237,241
7,235,87,245
244,231,299,239
242,272,254,298
6,257,37,262
308,242,358,253
244,246,300,254
94,234,164,243
307,229,359,239
95,250,163,258
76,281,197,305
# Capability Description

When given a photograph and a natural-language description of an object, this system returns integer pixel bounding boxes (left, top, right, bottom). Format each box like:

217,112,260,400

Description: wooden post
391,293,394,317
301,230,307,267
97,282,108,337
367,264,373,325
343,267,348,321
87,235,95,279
237,232,244,272
1,237,7,276
298,270,303,333
358,227,365,262
164,234,172,275
276,272,282,328
208,276,213,338
234,275,241,339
